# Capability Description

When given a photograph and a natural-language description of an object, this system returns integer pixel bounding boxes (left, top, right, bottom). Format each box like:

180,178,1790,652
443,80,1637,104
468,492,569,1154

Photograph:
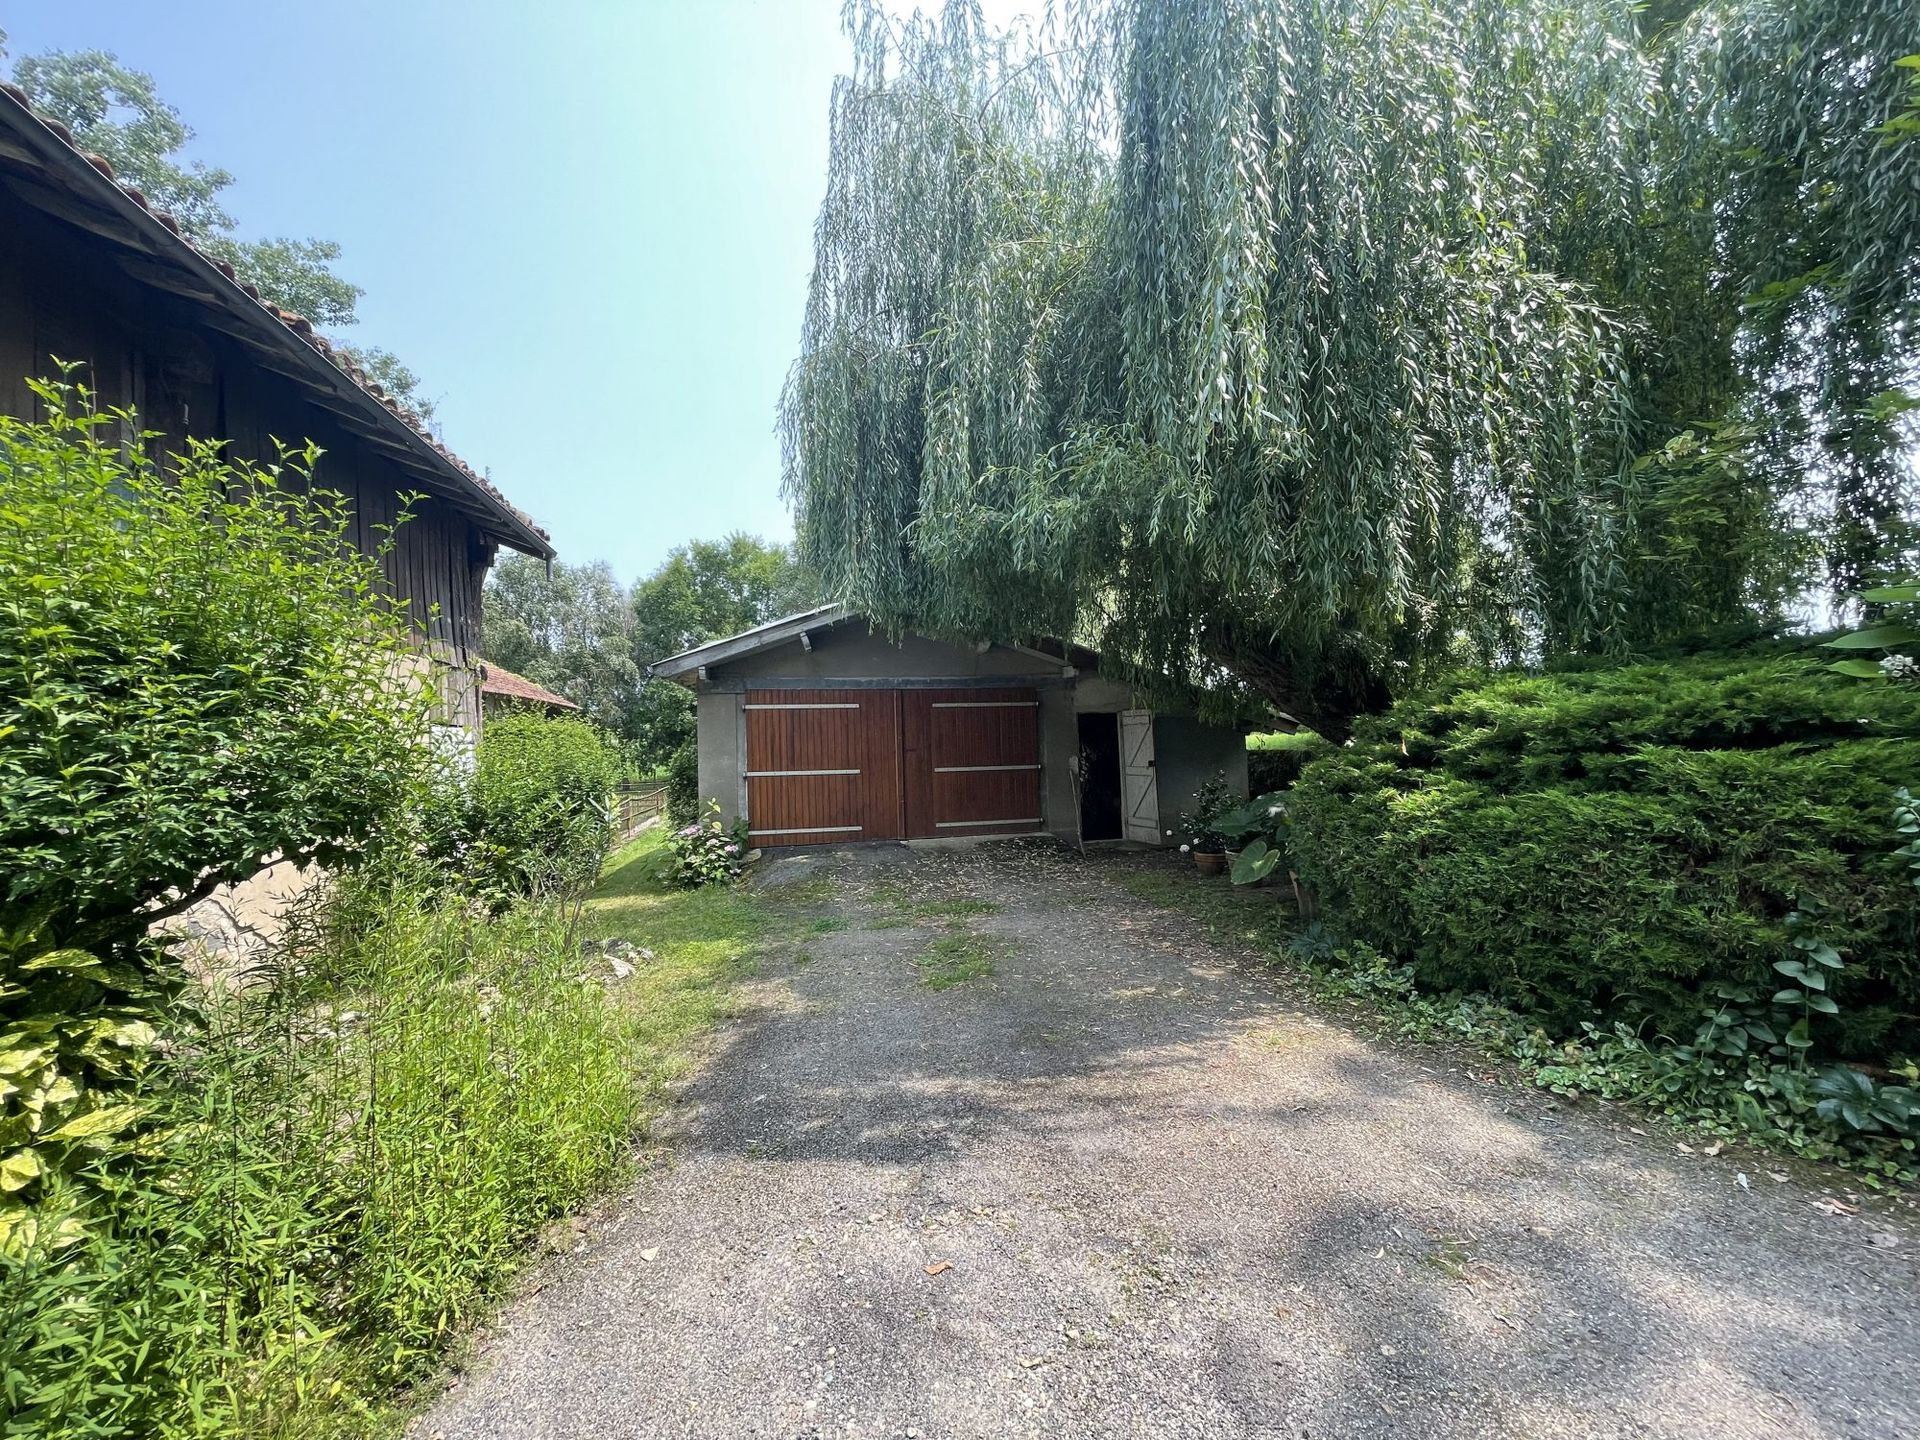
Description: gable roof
478,663,578,711
648,603,852,681
647,603,1090,685
0,84,553,560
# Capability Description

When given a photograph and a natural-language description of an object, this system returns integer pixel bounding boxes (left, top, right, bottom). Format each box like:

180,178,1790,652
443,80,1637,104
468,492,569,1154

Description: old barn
0,82,552,729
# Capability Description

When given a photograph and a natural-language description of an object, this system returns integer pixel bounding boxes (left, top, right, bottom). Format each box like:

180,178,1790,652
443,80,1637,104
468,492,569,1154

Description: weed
0,826,763,1437
914,933,1000,990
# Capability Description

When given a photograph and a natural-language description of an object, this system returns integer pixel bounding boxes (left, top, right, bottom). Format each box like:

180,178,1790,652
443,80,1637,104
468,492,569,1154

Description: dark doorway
1077,712,1123,841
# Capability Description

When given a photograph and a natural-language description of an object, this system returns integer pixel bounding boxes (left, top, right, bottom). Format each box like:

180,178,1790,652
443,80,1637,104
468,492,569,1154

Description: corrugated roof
0,82,552,559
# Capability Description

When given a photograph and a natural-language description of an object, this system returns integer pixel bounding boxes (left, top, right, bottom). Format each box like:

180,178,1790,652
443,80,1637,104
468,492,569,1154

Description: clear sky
0,0,998,582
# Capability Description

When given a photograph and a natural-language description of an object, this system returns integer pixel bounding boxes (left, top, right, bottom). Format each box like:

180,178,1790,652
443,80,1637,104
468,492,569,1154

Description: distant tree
629,535,816,769
483,556,642,741
629,534,814,663
2,42,434,416
333,343,438,422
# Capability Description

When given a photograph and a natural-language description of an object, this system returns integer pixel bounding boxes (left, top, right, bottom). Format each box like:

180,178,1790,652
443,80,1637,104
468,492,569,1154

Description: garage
649,606,1248,849
741,685,1042,843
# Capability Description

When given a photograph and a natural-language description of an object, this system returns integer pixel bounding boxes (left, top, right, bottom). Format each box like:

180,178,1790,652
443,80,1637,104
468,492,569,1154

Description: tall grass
1,829,756,1438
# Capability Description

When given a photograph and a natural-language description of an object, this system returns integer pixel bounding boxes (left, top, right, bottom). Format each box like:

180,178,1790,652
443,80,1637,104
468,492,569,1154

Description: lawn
580,826,771,1120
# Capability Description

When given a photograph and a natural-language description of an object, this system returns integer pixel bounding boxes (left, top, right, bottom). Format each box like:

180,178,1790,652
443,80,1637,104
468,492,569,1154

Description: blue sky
1,1,960,581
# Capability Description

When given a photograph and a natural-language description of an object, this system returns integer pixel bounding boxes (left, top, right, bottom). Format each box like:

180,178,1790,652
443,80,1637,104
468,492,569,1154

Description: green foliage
629,532,815,667
0,379,435,956
1246,731,1328,793
1175,773,1238,853
661,804,748,888
0,846,745,1437
786,0,1920,733
629,533,815,767
0,828,764,1436
1684,4,1920,595
1823,577,1920,681
663,742,700,830
483,555,646,740
470,712,621,899
1286,652,1920,1055
0,932,166,1256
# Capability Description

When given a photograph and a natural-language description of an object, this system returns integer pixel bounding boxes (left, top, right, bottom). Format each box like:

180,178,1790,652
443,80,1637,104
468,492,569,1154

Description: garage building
649,606,1247,848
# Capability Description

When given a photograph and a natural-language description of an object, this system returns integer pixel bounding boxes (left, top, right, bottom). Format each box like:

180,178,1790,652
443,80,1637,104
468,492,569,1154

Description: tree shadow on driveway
418,840,1917,1440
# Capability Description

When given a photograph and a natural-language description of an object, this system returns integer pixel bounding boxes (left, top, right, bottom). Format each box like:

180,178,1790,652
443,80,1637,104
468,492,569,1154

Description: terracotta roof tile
0,82,549,551
479,664,579,711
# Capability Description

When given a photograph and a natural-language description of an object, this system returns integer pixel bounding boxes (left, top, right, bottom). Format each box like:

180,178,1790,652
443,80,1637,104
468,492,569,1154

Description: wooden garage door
903,688,1042,839
744,689,902,844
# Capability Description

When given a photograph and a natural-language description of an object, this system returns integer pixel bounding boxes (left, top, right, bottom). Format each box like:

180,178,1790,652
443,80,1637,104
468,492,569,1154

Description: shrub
664,740,700,828
661,803,748,887
0,379,435,1251
1287,652,1920,1057
0,377,433,955
471,712,621,898
1246,729,1327,792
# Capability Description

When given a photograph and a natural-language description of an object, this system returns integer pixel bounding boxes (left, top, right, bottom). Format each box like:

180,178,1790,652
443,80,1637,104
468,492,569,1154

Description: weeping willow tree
784,0,1920,735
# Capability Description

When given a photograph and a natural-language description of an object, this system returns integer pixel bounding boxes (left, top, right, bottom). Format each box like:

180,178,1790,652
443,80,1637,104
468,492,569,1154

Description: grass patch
866,878,1003,923
578,827,769,1114
3,827,767,1439
914,932,1001,990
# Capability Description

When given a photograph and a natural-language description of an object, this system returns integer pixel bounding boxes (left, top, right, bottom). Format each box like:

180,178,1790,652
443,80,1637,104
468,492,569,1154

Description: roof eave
647,603,850,681
0,90,554,561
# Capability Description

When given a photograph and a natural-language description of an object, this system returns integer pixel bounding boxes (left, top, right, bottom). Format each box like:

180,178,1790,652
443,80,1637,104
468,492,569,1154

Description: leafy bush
1287,652,1920,1056
0,379,435,1252
661,803,748,887
1175,772,1239,853
471,712,621,898
0,378,433,957
663,740,700,828
0,876,649,1437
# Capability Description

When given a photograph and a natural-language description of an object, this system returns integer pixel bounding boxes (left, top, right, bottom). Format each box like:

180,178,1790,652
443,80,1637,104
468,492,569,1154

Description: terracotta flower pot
1193,851,1227,876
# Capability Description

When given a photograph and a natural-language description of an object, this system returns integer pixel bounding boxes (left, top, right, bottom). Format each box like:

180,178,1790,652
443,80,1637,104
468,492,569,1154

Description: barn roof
478,663,579,711
0,84,553,560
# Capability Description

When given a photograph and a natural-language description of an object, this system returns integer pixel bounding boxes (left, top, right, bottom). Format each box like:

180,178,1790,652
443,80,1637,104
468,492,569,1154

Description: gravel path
416,841,1918,1440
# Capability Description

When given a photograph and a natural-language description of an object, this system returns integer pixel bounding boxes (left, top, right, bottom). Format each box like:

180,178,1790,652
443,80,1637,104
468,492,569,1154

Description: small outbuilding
649,606,1247,848
478,663,580,719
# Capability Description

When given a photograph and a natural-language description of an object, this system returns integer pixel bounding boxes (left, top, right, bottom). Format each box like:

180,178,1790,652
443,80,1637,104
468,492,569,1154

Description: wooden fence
615,782,669,837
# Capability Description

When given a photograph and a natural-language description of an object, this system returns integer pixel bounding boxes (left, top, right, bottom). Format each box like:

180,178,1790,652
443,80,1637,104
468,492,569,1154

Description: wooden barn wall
0,191,493,729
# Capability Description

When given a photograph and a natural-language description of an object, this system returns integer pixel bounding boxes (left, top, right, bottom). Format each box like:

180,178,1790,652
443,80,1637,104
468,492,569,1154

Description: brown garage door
903,688,1042,838
743,689,903,844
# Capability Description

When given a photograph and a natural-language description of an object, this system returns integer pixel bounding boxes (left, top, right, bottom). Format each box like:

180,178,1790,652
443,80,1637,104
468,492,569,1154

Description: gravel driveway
417,841,1918,1440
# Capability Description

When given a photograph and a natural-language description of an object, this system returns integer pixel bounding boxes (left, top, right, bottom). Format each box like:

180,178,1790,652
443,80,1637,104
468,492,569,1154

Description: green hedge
472,712,622,897
1287,654,1920,1056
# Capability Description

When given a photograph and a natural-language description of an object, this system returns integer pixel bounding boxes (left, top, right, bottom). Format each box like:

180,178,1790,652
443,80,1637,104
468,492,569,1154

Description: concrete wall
1152,715,1250,834
713,618,1068,684
696,688,747,825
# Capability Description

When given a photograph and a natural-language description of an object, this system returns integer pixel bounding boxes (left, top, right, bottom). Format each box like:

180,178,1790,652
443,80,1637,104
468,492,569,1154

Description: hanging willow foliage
784,0,1920,735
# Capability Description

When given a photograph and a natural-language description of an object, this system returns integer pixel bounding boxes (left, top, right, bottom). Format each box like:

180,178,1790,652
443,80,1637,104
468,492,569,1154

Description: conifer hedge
1286,653,1920,1057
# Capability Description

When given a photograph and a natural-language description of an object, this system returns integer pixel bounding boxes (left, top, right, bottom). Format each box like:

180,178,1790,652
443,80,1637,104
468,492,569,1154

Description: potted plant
1178,774,1238,875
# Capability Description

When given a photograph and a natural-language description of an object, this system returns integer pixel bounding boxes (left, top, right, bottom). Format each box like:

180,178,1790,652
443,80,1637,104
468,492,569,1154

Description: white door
1119,710,1159,844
